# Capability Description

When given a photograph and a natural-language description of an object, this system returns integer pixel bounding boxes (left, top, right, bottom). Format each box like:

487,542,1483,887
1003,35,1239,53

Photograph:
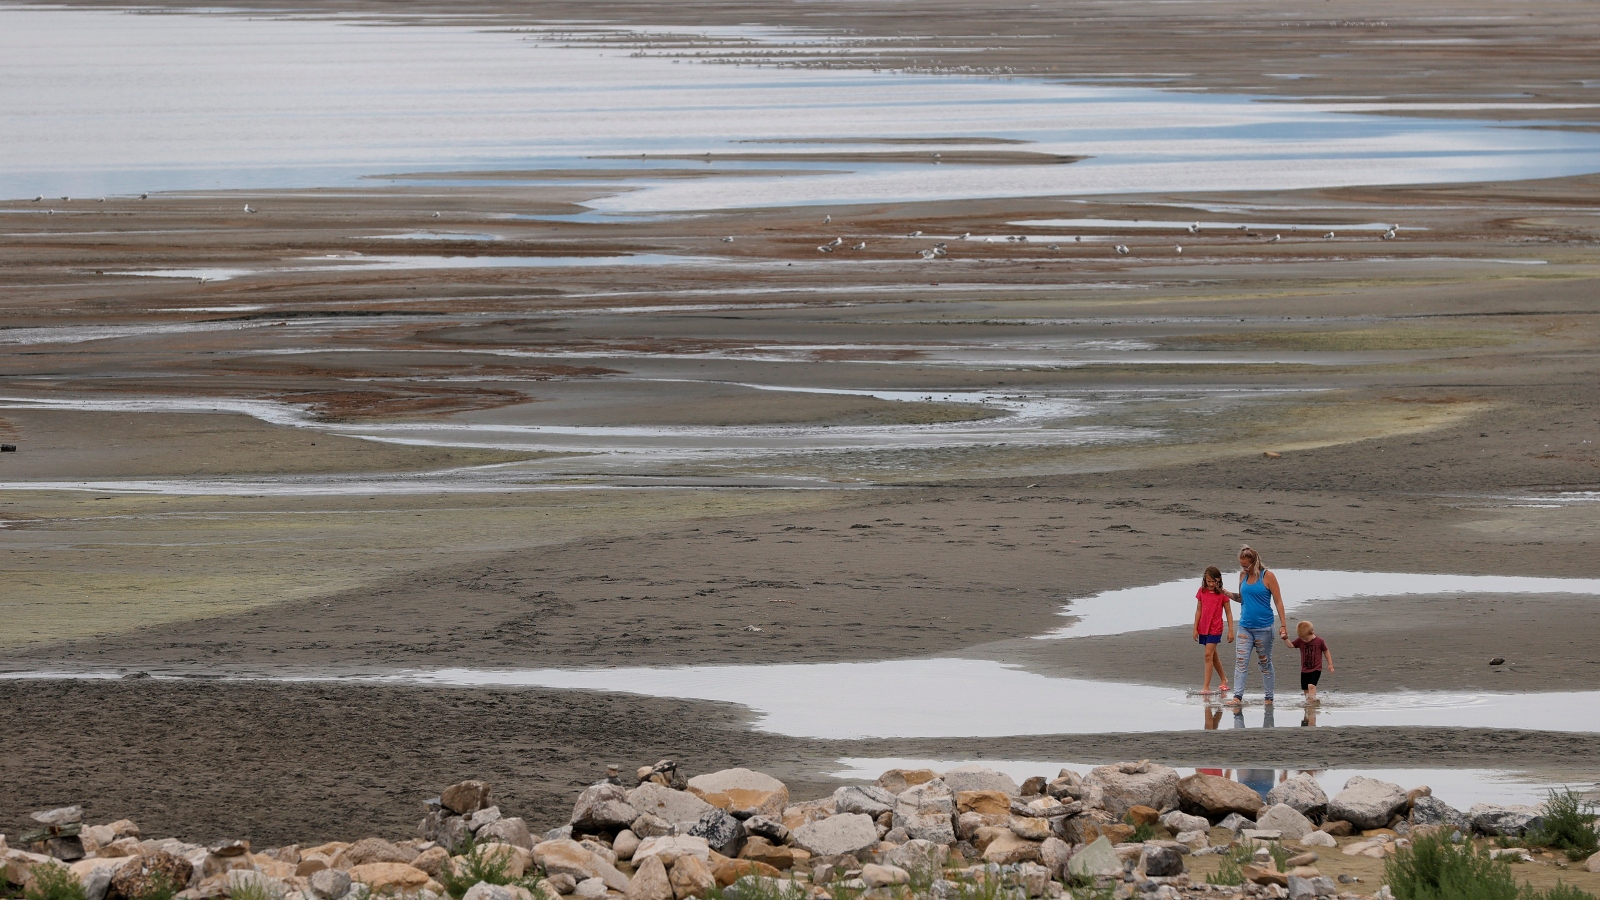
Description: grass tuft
23,865,87,900
1524,790,1600,862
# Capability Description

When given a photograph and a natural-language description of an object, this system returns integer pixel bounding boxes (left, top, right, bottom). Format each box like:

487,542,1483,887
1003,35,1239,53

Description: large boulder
624,855,673,900
1266,775,1329,819
1087,761,1180,819
876,769,939,795
441,781,492,815
1067,837,1123,879
942,766,1020,797
1140,846,1184,878
347,862,430,893
669,855,716,899
882,839,947,876
333,839,417,869
632,836,710,867
533,840,631,893
832,786,896,817
69,858,136,900
573,784,641,833
477,818,534,851
1328,778,1408,831
893,781,957,845
955,791,1010,816
107,852,193,900
1161,811,1210,836
1468,804,1545,837
687,770,789,821
1256,805,1315,841
687,809,745,857
790,814,878,858
627,784,716,829
980,832,1040,865
1178,774,1264,821
1411,796,1470,833
1038,837,1073,881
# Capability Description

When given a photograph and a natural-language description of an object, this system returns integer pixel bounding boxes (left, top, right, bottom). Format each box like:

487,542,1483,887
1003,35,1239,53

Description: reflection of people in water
1238,766,1276,801
1204,705,1224,730
1302,707,1319,727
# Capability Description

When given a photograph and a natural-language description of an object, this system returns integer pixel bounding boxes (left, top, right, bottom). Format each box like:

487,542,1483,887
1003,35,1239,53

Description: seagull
932,246,947,257
1175,245,1183,255
139,193,149,200
828,237,843,247
1323,231,1335,239
919,249,937,259
32,195,42,202
1187,222,1200,234
1047,244,1060,250
817,245,833,253
1115,244,1130,255
431,212,441,218
1381,229,1397,241
244,204,255,213
61,196,70,202
1290,225,1298,232
1268,234,1280,243
852,242,866,251
959,232,971,240
1017,235,1028,243
823,215,832,224
909,230,923,237
721,236,734,243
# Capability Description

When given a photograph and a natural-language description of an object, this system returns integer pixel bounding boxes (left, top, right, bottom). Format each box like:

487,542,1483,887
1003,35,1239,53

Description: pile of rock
5,763,1595,900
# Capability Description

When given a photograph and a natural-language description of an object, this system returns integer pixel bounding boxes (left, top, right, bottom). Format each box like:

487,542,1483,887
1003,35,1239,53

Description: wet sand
6,678,1600,848
3,0,1600,846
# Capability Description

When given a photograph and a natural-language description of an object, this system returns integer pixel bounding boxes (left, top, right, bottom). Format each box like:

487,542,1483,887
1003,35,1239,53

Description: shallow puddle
830,758,1595,807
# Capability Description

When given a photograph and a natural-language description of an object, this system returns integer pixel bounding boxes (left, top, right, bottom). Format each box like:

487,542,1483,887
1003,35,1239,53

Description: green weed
1524,790,1600,862
228,879,283,900
125,872,179,900
23,865,87,900
1388,830,1523,900
436,843,547,900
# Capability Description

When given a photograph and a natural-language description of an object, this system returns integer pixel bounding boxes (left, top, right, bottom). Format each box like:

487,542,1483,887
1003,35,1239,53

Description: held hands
1226,628,1236,643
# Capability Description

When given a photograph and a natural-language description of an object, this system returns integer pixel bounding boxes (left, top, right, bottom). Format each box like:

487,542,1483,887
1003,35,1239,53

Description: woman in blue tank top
1226,544,1288,707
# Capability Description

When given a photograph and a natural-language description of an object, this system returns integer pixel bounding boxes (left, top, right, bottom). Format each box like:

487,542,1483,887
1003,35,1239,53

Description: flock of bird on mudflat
721,215,1402,259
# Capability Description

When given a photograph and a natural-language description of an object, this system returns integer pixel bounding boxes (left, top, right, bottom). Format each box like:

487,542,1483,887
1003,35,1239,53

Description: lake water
4,7,1600,208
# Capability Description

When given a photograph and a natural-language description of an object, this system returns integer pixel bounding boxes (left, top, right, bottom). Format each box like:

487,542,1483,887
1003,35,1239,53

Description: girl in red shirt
1193,565,1237,695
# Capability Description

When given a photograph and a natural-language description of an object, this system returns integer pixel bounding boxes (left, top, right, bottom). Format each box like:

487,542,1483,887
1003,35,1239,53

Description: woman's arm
1265,570,1289,638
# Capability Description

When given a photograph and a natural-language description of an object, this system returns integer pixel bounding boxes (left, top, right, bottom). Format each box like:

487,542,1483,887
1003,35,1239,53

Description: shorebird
1187,222,1200,234
1047,244,1060,250
919,249,936,259
932,246,947,257
828,237,843,247
959,233,971,240
32,195,41,202
244,204,255,213
1381,229,1397,241
1268,234,1280,243
908,230,923,237
1115,244,1129,255
852,242,866,251
817,245,833,252
139,193,148,200
1323,231,1335,239
1176,245,1183,255
721,236,734,243
431,212,441,218
97,197,104,202
823,215,832,224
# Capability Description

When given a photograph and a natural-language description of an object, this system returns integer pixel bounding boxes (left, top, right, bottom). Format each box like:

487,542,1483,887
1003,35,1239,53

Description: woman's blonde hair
1239,544,1263,573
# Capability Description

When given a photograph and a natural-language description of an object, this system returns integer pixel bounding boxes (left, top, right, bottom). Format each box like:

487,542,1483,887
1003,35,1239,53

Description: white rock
941,766,1020,797
1329,777,1408,831
573,877,607,900
893,781,957,845
791,814,879,857
1067,836,1123,879
832,786,896,817
1175,831,1209,851
1299,831,1337,849
685,769,789,820
1267,775,1329,818
860,864,909,888
612,831,640,862
1256,805,1315,841
1161,811,1210,836
1087,761,1180,819
626,784,715,829
1584,851,1600,873
631,836,710,867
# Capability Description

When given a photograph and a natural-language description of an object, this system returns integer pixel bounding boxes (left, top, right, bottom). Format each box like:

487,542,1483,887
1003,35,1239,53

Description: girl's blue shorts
1198,633,1223,645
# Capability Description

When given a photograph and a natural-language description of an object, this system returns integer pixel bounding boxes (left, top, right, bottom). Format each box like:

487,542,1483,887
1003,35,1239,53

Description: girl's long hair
1200,565,1224,592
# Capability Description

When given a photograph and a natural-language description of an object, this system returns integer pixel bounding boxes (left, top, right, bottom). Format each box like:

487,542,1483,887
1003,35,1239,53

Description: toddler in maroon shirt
1288,620,1335,702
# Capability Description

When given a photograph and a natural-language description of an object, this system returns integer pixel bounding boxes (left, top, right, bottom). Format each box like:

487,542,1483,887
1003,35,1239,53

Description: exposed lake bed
3,0,1599,859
